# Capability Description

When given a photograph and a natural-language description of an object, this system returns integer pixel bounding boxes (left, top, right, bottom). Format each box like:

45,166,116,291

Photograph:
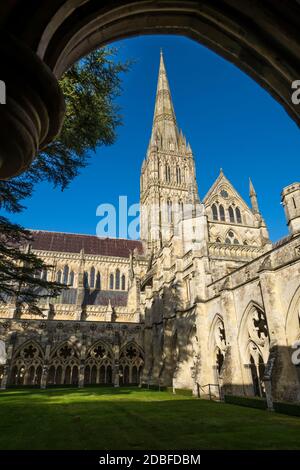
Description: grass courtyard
1,386,300,450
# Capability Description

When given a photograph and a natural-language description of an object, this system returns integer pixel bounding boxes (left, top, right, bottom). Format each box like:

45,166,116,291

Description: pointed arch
115,269,120,290
219,204,225,222
63,265,69,285
69,271,75,286
236,207,242,224
228,206,235,223
212,204,218,221
83,271,89,288
10,340,45,387
95,271,101,290
121,274,126,291
109,273,114,290
286,285,300,345
120,342,144,385
56,270,62,283
90,266,95,289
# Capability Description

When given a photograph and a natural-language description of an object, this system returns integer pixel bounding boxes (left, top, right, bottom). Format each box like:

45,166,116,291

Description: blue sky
6,35,300,241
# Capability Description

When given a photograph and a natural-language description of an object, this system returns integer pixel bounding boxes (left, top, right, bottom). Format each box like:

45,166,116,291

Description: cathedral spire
150,50,179,150
249,178,260,214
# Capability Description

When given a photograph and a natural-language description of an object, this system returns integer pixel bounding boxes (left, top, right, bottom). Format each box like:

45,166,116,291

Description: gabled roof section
203,169,252,212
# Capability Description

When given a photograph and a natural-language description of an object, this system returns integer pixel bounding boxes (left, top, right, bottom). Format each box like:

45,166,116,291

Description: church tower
140,51,199,253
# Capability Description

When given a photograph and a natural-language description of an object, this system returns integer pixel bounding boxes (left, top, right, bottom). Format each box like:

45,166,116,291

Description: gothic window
225,238,231,244
176,166,181,184
63,265,69,285
121,274,126,291
84,342,113,385
9,341,44,387
167,200,173,223
219,204,225,222
90,267,95,289
119,343,144,385
109,273,114,290
69,271,75,286
96,272,101,290
47,343,80,386
229,206,235,223
236,207,242,224
83,271,89,288
165,164,171,183
212,204,218,221
56,270,62,283
115,269,120,290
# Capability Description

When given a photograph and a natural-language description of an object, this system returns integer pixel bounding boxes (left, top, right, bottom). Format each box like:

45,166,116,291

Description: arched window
109,274,114,290
176,166,181,184
167,200,173,223
236,207,242,224
56,270,62,283
228,206,235,223
63,265,69,285
219,205,225,222
90,267,95,289
96,272,101,290
212,204,218,221
69,271,75,287
83,271,89,288
41,269,47,281
165,164,171,183
115,269,120,290
121,275,126,291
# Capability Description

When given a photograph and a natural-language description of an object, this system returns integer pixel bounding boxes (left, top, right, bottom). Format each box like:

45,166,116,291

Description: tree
0,48,130,308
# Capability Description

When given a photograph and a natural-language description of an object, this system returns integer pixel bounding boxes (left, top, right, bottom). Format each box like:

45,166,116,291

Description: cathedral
1,52,300,403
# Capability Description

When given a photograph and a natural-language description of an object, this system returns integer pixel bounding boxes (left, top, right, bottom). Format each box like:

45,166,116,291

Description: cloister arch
10,340,45,386
286,285,300,346
238,301,269,397
208,314,227,384
119,342,144,385
1,1,300,179
84,340,113,385
48,341,80,386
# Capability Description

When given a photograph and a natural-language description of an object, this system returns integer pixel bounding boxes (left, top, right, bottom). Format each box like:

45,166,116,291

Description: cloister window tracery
10,342,44,386
119,344,144,385
84,342,113,385
47,343,80,386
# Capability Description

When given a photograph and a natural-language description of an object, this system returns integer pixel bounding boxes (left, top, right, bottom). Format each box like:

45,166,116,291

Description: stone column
259,268,300,402
78,344,86,388
40,344,51,389
113,340,120,388
1,345,13,390
220,286,244,396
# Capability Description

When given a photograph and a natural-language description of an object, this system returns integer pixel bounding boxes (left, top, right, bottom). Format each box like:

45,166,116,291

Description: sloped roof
30,231,144,258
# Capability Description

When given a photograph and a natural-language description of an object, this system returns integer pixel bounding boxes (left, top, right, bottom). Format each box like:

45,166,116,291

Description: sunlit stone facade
1,53,300,403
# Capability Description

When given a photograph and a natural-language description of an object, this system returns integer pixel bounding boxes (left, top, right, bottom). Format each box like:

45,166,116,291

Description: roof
30,231,144,258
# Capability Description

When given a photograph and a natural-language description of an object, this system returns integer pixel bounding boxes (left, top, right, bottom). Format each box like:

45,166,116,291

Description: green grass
1,387,300,449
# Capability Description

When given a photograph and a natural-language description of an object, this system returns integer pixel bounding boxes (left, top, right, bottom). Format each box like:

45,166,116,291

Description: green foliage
0,48,130,305
224,394,267,410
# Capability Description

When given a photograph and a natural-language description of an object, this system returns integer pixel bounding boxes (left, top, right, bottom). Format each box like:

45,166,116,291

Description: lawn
1,386,300,450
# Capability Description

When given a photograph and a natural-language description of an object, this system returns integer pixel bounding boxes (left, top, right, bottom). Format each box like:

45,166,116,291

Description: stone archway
1,0,300,179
